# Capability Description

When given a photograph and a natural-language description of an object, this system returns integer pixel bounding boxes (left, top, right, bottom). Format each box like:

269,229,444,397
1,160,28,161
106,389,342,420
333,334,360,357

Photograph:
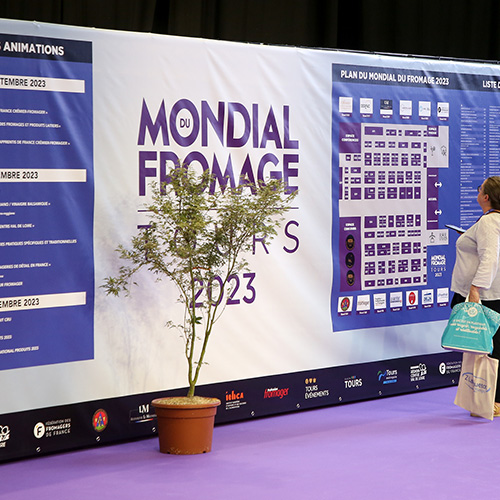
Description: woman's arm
468,284,481,302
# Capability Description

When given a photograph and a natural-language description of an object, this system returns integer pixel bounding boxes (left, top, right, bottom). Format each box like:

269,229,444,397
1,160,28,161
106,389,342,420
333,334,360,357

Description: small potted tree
102,164,296,454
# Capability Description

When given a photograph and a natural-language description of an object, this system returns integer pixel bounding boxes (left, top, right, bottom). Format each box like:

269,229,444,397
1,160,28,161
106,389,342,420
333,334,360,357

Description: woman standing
450,176,500,416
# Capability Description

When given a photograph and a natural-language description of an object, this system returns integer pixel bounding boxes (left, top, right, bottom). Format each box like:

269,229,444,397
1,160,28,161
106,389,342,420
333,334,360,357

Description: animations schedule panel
0,34,94,369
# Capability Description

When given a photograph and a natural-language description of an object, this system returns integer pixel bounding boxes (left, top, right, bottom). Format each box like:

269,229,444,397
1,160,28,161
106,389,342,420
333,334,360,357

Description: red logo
92,409,108,432
264,387,289,399
340,297,351,312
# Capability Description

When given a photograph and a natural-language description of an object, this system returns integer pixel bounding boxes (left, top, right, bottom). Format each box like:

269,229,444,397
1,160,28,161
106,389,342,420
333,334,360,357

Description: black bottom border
0,351,462,462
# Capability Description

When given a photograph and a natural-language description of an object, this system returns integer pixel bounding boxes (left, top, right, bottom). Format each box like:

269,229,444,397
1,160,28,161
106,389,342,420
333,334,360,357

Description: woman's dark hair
483,176,500,210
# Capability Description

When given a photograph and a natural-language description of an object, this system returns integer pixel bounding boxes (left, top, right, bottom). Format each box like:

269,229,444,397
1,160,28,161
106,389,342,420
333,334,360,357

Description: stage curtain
0,0,499,63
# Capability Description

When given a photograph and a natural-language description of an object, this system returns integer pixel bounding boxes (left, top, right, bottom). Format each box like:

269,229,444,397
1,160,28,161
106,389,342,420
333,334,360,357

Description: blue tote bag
441,302,500,354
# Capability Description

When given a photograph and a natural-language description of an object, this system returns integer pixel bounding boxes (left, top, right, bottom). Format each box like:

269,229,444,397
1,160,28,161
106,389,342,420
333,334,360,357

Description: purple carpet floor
1,387,497,499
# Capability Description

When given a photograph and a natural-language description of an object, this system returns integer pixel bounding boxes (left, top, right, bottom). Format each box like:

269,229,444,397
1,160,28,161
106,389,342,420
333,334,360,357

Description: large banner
0,19,486,460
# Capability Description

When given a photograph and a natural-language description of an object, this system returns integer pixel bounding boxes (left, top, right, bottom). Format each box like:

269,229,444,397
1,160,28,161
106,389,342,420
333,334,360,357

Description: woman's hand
469,284,481,303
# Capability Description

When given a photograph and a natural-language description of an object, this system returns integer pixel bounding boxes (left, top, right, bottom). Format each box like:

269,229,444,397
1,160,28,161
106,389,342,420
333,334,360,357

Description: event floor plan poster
331,63,493,331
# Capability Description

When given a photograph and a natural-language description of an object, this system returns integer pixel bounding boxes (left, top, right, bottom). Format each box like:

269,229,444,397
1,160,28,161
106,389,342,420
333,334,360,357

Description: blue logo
377,369,398,384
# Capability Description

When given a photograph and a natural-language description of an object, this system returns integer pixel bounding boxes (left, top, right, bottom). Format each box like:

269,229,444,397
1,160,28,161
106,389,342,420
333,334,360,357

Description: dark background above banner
1,0,500,61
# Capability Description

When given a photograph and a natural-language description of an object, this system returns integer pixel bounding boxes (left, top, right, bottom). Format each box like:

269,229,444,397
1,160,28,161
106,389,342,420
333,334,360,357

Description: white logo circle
467,305,479,317
439,362,446,375
34,422,45,439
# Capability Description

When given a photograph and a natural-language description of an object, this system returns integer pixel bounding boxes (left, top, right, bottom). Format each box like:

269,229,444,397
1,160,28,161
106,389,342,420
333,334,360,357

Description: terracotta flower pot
151,396,221,455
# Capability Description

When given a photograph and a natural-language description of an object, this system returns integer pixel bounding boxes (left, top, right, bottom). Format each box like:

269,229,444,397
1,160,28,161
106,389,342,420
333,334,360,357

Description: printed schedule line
0,169,87,182
0,291,86,312
0,74,85,93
